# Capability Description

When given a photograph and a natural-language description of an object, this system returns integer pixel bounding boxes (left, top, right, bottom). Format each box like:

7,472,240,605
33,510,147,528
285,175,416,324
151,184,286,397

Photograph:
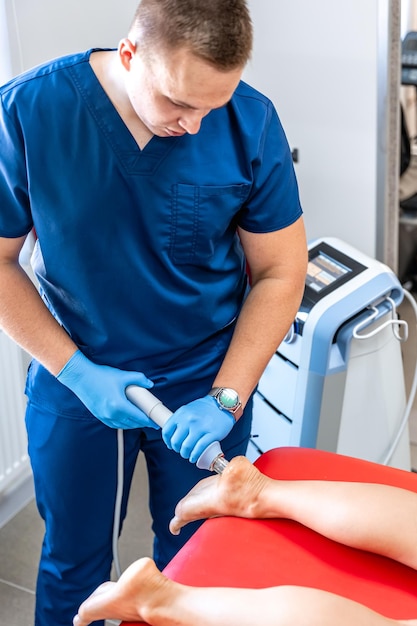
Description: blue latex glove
162,395,235,464
56,350,158,429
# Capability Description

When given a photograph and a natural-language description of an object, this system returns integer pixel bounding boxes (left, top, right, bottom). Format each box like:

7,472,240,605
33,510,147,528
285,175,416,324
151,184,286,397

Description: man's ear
118,38,137,71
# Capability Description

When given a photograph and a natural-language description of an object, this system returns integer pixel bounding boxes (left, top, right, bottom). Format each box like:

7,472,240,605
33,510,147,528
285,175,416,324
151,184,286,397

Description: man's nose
178,109,209,135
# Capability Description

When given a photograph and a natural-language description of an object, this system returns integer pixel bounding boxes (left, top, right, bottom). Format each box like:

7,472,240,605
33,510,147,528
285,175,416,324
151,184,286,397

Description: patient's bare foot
169,455,269,535
73,557,173,626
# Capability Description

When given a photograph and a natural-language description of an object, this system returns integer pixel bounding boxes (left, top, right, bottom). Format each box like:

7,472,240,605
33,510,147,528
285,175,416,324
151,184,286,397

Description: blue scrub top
0,49,302,410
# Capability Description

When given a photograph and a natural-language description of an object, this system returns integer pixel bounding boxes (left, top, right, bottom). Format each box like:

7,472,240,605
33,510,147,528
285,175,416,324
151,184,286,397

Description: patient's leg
170,455,269,535
73,557,417,626
170,455,417,571
73,558,175,626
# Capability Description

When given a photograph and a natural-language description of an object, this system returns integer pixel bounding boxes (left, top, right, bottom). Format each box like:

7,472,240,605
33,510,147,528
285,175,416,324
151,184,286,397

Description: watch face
219,388,239,409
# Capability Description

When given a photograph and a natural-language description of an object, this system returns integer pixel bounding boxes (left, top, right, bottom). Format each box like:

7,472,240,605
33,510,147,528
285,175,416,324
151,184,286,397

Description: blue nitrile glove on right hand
162,395,235,464
56,350,159,430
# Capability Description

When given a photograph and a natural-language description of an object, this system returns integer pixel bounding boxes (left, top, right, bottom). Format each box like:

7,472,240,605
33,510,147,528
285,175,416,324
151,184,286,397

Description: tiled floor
1,293,417,626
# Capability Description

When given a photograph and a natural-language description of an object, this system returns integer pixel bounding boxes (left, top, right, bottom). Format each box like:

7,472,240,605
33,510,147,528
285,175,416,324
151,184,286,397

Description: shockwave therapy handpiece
125,386,229,474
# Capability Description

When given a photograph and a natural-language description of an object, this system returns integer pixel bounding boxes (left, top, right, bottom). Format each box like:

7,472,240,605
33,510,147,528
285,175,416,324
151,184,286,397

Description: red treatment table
123,447,417,624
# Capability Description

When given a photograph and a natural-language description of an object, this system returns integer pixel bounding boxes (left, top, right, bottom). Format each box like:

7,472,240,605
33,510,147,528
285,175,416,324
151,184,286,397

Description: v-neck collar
69,50,180,175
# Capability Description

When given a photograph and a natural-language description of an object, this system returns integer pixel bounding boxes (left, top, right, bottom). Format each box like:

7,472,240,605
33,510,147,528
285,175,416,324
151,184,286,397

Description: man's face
123,44,243,137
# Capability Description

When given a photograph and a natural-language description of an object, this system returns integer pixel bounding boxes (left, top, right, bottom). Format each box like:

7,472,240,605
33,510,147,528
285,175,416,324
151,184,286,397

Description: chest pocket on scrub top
170,183,250,265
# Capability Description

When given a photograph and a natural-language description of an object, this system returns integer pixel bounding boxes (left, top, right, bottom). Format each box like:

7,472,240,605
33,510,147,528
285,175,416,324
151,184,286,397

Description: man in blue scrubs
0,0,307,624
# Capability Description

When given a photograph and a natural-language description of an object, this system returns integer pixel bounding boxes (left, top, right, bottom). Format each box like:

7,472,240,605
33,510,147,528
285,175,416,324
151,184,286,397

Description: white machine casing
248,237,410,470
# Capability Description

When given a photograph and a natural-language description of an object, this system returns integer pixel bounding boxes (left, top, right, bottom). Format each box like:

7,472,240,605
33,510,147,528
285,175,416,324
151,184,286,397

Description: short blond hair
130,0,253,70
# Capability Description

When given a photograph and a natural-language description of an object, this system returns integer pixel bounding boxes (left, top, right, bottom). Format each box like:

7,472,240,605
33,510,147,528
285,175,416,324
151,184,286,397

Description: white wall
244,0,400,264
3,0,138,76
0,0,12,83
401,0,414,36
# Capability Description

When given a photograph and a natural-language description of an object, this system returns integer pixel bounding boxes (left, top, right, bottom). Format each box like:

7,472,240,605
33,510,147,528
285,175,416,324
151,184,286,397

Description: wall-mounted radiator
0,330,33,528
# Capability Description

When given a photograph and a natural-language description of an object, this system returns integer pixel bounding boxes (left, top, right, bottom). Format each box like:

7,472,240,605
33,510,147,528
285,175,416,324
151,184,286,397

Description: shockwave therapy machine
247,237,412,470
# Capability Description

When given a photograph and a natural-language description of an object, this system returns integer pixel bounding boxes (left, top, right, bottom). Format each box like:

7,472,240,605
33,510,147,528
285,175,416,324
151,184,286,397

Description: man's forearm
0,261,77,375
212,274,304,408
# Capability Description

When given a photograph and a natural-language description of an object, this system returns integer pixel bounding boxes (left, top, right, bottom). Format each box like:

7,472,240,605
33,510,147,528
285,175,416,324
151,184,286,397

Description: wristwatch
208,387,243,420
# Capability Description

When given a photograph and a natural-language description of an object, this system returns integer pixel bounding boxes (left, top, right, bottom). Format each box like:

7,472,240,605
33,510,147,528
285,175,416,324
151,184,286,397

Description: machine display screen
306,252,351,293
300,242,367,311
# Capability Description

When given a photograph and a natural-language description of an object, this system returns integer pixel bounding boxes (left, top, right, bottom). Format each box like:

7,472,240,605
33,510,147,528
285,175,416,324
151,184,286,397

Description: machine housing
248,237,410,470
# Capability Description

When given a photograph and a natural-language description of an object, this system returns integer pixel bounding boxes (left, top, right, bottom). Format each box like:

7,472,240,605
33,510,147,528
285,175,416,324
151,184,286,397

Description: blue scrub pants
26,395,252,626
